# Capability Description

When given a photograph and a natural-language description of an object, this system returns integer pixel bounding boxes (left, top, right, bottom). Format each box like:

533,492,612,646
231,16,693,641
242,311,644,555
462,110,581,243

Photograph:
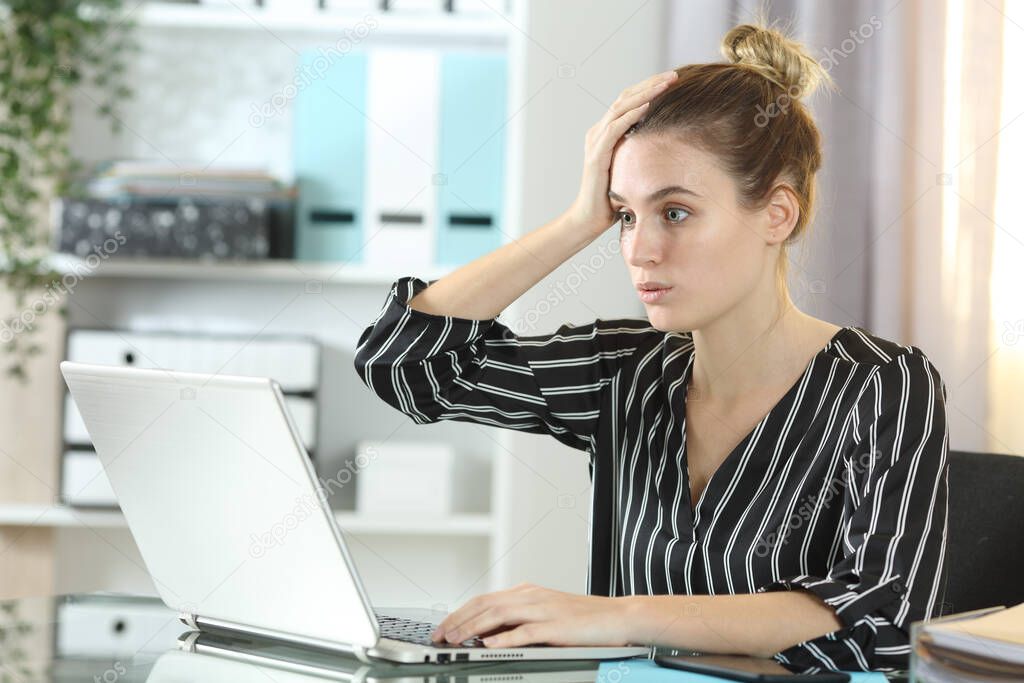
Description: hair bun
721,22,831,99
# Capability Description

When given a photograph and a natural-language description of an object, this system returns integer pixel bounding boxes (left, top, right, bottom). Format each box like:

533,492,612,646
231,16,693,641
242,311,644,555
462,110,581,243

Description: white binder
362,48,440,268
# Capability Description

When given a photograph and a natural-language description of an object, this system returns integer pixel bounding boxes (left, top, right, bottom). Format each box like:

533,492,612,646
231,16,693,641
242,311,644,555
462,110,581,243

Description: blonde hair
627,14,835,287
721,21,833,100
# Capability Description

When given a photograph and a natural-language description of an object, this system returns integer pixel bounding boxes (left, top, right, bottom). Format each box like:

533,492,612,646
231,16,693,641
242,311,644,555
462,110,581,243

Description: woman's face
609,133,777,333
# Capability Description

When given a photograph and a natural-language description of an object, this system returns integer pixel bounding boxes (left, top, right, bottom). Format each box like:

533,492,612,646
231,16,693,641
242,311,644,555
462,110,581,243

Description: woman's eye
665,207,690,223
616,211,635,228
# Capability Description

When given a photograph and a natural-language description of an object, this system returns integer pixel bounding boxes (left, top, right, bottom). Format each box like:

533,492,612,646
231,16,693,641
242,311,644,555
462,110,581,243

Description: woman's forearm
406,211,605,321
621,589,844,657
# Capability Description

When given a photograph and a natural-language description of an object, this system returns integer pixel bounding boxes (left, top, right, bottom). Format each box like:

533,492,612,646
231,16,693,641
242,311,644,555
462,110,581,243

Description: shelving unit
48,253,452,285
133,2,509,42
0,504,493,536
1,0,667,610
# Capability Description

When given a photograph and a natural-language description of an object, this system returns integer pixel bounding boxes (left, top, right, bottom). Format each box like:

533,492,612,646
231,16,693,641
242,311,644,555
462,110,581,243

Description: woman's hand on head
567,69,679,237
428,582,636,648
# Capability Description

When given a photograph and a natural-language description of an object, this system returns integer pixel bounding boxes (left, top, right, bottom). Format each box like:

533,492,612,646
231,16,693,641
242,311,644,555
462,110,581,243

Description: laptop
155,629,602,681
60,361,651,665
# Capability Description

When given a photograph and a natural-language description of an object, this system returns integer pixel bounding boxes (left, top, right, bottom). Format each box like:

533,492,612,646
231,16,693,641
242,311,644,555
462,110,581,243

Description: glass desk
0,593,908,682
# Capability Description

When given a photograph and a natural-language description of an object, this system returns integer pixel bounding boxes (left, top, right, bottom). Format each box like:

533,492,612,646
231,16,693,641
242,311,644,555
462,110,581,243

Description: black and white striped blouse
354,275,949,674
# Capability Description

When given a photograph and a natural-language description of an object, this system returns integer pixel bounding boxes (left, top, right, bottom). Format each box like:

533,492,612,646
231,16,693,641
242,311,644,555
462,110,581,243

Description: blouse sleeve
353,276,661,453
759,349,949,673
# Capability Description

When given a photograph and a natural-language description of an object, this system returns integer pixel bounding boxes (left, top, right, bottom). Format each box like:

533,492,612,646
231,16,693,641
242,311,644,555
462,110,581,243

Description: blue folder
435,50,508,266
293,49,368,263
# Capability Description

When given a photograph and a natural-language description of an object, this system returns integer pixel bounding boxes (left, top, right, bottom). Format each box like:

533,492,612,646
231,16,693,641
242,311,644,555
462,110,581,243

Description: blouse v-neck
679,326,854,522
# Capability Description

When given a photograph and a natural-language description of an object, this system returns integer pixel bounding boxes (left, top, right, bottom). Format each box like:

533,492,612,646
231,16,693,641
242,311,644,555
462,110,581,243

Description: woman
354,22,949,674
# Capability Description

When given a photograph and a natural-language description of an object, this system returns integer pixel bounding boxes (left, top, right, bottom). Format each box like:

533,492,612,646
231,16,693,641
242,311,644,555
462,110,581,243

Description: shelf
0,505,127,529
334,511,494,536
48,253,451,285
0,504,494,537
132,3,510,44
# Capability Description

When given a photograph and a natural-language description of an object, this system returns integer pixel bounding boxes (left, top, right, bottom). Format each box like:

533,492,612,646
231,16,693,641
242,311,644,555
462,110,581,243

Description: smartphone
653,654,851,682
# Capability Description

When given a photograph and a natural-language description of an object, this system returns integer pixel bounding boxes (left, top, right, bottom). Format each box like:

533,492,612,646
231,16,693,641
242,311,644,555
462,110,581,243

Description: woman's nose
624,219,661,266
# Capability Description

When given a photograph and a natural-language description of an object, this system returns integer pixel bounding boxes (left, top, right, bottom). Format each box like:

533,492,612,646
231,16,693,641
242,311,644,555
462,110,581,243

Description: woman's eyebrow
607,185,702,203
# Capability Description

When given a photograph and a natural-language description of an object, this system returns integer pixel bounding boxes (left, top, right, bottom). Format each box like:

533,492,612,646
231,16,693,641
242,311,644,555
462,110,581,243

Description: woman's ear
764,183,800,244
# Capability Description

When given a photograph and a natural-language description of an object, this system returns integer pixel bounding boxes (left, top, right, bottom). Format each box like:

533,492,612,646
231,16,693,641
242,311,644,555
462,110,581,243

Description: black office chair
938,449,1024,616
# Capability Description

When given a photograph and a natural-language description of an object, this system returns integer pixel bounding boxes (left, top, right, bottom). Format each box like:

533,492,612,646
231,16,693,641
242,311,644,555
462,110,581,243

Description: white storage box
56,596,181,656
354,440,456,516
65,330,319,393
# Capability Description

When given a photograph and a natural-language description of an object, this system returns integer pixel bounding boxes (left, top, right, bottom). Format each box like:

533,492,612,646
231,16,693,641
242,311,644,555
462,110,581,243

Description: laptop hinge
188,613,379,661
350,645,372,664
179,612,199,630
178,630,201,652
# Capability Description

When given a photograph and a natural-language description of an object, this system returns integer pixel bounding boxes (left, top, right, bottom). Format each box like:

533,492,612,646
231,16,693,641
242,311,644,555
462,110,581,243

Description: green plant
0,598,36,682
0,0,135,380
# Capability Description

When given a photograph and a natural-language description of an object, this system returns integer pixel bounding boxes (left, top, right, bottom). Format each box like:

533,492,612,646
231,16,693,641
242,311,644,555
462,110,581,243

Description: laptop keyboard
375,612,485,648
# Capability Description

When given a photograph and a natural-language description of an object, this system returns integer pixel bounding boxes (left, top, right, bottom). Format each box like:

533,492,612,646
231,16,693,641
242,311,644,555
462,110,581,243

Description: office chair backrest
939,449,1024,616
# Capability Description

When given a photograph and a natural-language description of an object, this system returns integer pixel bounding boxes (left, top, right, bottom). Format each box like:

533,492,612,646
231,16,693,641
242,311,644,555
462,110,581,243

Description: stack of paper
85,160,293,200
913,603,1024,681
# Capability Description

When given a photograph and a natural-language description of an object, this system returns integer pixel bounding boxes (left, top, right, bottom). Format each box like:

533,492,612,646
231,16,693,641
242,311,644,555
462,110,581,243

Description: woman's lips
638,286,673,304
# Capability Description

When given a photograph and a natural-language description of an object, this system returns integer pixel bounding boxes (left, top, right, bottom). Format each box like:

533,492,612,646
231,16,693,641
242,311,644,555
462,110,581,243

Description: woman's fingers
431,585,545,644
441,603,545,644
431,596,478,641
620,69,678,101
572,98,654,230
431,591,517,643
592,76,672,161
593,78,669,139
586,101,653,178
599,70,677,129
600,101,652,147
566,69,678,234
482,621,557,648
